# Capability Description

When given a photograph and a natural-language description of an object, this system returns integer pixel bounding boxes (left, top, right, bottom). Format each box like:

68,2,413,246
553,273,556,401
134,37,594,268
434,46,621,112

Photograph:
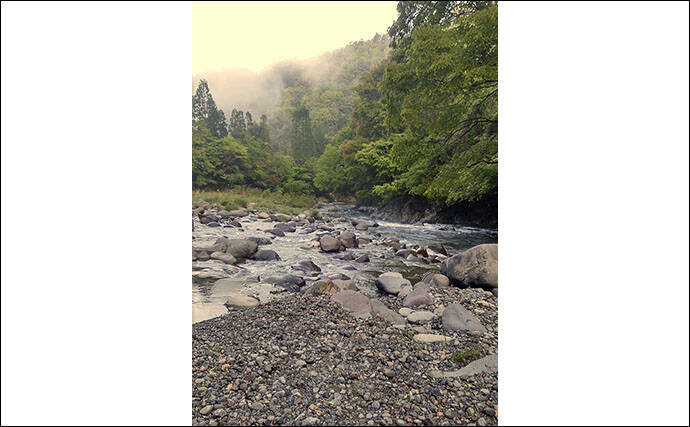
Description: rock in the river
228,208,248,217
265,274,306,293
224,293,260,308
355,254,370,263
331,291,372,319
256,212,270,219
427,243,448,256
319,235,340,252
301,280,338,296
224,239,258,260
407,310,435,324
247,236,272,245
375,272,411,295
355,221,371,231
370,299,406,325
267,228,285,237
274,213,291,222
210,251,237,265
253,249,281,261
274,223,296,233
339,231,358,248
442,303,486,333
402,281,433,307
440,243,498,288
292,260,321,273
395,249,414,258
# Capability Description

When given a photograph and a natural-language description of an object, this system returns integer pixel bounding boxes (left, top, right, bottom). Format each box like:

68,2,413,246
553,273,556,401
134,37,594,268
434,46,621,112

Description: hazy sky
192,1,398,75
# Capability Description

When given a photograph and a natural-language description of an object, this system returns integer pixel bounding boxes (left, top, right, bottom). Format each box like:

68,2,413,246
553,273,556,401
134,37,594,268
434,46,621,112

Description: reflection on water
192,203,497,323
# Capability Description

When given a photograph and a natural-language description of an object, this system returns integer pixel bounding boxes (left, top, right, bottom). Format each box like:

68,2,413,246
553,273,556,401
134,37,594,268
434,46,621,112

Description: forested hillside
193,1,498,227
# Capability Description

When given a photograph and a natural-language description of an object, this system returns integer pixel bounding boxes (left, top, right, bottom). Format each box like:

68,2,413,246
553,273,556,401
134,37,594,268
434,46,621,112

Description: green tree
192,79,228,138
290,105,317,162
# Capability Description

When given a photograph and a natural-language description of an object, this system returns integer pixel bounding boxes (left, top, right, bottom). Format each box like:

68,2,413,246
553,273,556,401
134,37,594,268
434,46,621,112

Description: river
192,203,497,323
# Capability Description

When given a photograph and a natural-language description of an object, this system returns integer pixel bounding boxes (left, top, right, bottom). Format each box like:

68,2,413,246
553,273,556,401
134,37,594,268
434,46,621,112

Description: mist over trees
192,1,498,225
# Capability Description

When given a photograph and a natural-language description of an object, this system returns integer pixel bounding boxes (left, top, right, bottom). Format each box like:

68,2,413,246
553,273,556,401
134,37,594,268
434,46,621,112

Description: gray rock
267,228,285,237
200,405,213,415
319,235,340,252
427,243,448,255
402,282,433,308
340,231,358,248
407,310,435,324
440,243,498,288
355,254,370,263
375,274,411,295
442,303,486,333
412,333,452,344
224,293,260,308
226,239,258,259
210,251,237,265
331,291,372,319
274,222,296,233
429,354,497,378
274,213,291,222
398,307,413,317
423,273,450,288
253,249,281,261
292,259,321,273
265,274,305,293
332,279,358,292
370,299,406,325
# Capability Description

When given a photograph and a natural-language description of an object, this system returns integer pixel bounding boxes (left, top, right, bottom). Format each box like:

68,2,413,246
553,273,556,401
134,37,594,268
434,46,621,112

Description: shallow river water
192,203,497,323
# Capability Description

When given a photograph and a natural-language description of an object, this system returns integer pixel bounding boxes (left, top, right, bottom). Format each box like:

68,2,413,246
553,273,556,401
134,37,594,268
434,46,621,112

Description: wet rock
442,303,486,333
267,228,285,237
355,254,370,263
206,221,220,227
395,249,414,258
253,249,281,261
427,243,448,256
226,239,258,259
265,274,306,293
292,260,321,273
246,236,272,245
319,235,340,252
339,231,358,248
274,223,296,233
441,243,498,289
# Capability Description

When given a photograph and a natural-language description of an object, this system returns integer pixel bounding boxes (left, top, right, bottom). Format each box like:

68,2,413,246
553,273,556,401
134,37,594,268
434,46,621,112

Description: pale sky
193,1,398,75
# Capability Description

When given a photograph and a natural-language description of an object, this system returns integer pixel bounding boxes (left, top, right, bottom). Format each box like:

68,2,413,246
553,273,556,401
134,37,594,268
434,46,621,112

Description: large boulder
440,243,498,288
375,272,411,295
252,249,281,261
442,303,486,333
331,291,372,319
226,239,258,259
402,281,433,308
319,235,340,252
339,231,358,248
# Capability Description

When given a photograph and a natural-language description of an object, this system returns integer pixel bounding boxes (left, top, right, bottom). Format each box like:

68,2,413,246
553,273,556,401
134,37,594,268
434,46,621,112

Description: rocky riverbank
192,201,498,426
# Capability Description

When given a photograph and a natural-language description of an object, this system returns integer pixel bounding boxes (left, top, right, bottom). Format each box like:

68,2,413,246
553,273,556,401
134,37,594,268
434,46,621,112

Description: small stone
200,405,213,415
